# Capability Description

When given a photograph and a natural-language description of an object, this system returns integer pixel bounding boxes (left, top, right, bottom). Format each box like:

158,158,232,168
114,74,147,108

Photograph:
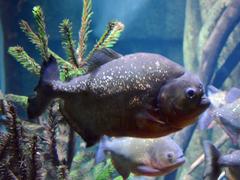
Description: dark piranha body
28,48,210,146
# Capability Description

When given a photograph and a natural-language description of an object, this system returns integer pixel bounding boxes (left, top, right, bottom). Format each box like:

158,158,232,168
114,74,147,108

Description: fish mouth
176,154,185,165
153,155,185,175
161,156,185,172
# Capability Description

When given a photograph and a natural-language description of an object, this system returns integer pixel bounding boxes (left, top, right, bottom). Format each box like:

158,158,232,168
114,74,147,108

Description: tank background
0,0,186,96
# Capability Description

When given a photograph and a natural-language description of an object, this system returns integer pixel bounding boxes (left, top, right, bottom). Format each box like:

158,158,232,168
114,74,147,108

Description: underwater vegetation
1,0,240,180
1,0,126,179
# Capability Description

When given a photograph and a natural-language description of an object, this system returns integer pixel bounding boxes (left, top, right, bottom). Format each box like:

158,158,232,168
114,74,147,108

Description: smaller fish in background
214,98,240,144
95,136,185,180
203,141,240,180
198,86,240,131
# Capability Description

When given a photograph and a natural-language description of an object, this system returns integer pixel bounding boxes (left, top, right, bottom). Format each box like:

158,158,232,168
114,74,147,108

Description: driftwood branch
198,0,231,63
199,0,240,85
212,42,240,88
183,0,202,72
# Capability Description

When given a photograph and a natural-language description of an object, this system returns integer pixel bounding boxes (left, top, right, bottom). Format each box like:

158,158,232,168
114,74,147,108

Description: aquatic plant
2,0,125,179
8,1,124,81
0,94,124,179
0,98,33,179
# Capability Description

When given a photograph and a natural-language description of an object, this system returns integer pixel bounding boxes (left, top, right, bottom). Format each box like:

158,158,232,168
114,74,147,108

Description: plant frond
59,19,78,67
5,94,28,109
48,49,85,81
45,103,60,168
0,134,11,161
28,136,43,180
86,21,124,61
0,100,28,179
93,159,115,180
0,165,19,180
77,0,93,66
8,46,41,75
57,165,69,180
20,20,41,47
100,21,124,48
19,20,69,67
32,6,49,61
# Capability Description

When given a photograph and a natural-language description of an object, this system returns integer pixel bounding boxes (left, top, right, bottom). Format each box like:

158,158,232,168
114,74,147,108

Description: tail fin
203,141,222,180
95,136,109,164
27,55,59,119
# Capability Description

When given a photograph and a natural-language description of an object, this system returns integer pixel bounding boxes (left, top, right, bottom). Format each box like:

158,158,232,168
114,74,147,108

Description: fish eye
185,88,196,99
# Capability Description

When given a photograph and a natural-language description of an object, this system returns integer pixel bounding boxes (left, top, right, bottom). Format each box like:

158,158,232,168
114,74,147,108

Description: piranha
214,98,240,144
198,86,240,130
95,136,185,179
27,48,210,147
207,85,240,108
200,86,240,144
203,141,240,180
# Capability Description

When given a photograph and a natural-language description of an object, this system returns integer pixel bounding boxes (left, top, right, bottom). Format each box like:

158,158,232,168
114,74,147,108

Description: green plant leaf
8,46,41,75
32,6,49,62
86,21,124,61
5,94,28,108
77,0,93,66
59,19,77,66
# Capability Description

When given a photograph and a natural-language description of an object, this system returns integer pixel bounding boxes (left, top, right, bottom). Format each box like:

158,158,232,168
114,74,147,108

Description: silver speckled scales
51,53,185,96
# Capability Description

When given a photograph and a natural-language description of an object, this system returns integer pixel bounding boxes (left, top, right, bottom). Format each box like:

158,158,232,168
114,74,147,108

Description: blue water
1,0,240,180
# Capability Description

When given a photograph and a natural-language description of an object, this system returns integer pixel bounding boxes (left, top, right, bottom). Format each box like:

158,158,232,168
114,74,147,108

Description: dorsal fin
87,48,122,71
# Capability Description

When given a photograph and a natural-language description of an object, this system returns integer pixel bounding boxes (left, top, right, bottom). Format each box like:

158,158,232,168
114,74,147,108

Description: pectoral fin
136,111,166,125
136,165,160,175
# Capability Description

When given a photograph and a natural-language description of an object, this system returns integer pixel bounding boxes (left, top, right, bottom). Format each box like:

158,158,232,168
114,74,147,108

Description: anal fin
60,108,100,147
111,156,130,179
